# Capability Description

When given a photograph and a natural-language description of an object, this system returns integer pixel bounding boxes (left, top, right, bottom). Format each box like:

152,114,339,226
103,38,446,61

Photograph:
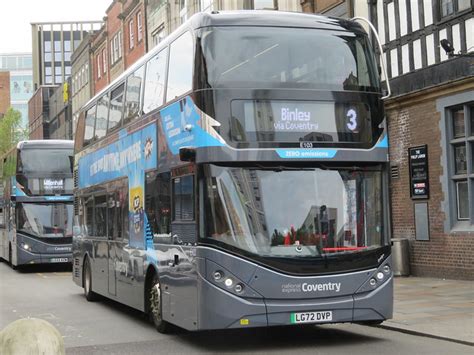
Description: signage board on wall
408,145,429,199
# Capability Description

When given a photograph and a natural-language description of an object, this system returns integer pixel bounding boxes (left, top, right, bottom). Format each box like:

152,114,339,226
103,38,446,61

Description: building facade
28,86,57,139
71,34,94,137
0,72,10,117
48,78,73,139
370,0,473,280
146,0,300,49
31,21,103,89
91,0,148,94
0,53,33,128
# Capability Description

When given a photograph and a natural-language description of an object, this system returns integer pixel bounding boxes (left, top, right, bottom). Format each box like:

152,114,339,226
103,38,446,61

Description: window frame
97,54,101,79
137,12,143,42
129,19,135,50
440,95,474,231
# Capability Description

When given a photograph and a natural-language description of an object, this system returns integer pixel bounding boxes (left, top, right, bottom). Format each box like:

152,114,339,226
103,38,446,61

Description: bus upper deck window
166,32,193,102
143,48,168,114
83,105,96,147
95,94,109,140
124,65,145,125
108,83,125,132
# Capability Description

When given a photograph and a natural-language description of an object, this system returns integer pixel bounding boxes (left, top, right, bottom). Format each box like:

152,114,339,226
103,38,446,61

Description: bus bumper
16,246,72,265
14,234,72,266
197,275,392,330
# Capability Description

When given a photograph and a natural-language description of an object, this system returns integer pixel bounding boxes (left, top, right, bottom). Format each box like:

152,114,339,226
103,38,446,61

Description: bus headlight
369,278,377,286
376,272,384,281
383,265,391,274
234,284,244,293
224,278,234,288
20,243,31,251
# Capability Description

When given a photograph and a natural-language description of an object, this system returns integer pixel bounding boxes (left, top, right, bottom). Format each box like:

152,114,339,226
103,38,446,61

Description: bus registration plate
50,258,68,263
290,311,333,324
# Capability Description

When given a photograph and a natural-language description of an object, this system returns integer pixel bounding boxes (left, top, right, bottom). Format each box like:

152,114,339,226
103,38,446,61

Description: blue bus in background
0,140,74,268
73,11,392,333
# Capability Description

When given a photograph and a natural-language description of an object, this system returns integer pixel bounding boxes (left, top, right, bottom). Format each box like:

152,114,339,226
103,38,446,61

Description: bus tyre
83,258,99,302
9,244,16,270
149,275,171,334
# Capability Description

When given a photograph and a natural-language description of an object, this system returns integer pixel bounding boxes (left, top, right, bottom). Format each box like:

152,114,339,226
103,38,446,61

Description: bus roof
83,10,366,111
17,140,74,150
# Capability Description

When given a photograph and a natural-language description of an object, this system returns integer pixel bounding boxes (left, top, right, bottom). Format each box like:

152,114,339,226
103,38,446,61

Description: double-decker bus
73,11,392,332
0,140,74,268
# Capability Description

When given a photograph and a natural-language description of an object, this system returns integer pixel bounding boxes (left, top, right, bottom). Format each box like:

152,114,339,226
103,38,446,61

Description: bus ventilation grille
74,258,80,278
390,165,400,179
73,169,78,188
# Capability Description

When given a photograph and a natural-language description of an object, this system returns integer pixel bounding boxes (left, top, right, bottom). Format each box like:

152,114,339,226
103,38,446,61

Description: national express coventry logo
281,282,341,294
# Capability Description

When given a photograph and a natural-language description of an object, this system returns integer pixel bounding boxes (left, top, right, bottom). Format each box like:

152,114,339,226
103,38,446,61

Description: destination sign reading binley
409,145,429,199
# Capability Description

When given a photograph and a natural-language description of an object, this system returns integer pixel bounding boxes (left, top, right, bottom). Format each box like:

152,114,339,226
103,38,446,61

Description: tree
0,107,27,156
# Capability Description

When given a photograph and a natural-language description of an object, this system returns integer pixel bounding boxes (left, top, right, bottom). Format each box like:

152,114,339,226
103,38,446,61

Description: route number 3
347,109,357,131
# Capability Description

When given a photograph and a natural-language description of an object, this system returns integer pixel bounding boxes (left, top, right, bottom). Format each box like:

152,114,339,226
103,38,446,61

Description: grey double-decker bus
72,11,392,332
0,140,74,268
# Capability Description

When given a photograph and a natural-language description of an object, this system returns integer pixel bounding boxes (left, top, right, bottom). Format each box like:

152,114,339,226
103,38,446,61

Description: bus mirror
179,147,196,162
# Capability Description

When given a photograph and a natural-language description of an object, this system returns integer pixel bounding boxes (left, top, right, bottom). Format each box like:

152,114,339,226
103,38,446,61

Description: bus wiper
252,165,313,172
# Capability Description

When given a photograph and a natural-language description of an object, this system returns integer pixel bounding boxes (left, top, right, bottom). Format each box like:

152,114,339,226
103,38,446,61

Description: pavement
381,276,474,346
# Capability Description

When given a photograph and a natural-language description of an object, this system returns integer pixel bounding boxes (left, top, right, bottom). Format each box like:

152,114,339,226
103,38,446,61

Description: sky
0,0,112,53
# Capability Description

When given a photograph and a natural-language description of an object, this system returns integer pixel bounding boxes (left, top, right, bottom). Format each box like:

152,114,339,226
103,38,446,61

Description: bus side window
0,207,4,227
124,65,145,125
108,83,125,132
122,188,129,241
95,195,107,237
107,193,116,239
172,175,194,221
84,196,94,236
166,31,193,102
143,47,168,114
145,171,171,236
95,94,109,140
83,105,97,147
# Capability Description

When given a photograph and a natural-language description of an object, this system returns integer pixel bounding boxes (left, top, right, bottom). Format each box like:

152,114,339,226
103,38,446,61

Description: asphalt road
0,261,472,355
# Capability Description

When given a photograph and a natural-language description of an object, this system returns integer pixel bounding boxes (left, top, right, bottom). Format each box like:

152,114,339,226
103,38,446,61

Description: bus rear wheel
83,258,99,302
149,275,171,334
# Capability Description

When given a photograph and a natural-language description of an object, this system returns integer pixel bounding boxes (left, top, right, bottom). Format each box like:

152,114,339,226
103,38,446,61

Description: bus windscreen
19,148,74,175
199,26,381,92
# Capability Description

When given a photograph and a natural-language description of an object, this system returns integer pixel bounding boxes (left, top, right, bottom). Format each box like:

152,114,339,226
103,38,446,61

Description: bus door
92,194,109,295
167,169,198,330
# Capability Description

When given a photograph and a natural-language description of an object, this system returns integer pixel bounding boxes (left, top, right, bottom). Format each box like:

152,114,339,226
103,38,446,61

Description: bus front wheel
149,274,171,334
9,244,16,270
83,258,99,302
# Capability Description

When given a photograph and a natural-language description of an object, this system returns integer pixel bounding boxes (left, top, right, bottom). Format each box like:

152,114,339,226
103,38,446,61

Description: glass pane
167,32,193,101
95,95,109,139
19,148,73,174
254,0,274,9
470,106,474,136
84,105,96,145
456,181,469,220
17,203,73,238
108,83,125,131
452,108,465,138
143,48,167,114
202,165,384,257
454,144,467,174
458,0,470,11
199,26,380,92
124,66,145,124
440,0,454,17
95,195,107,236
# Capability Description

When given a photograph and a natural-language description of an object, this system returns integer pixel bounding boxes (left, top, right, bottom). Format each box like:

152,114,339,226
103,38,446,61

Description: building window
440,0,471,18
111,32,123,65
200,0,213,12
97,55,101,79
102,49,107,74
137,12,143,42
129,19,135,50
152,26,166,47
180,0,187,24
253,0,277,10
447,104,474,225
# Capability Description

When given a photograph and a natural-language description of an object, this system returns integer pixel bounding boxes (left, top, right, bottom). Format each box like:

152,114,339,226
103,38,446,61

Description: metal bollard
0,318,65,355
391,238,410,276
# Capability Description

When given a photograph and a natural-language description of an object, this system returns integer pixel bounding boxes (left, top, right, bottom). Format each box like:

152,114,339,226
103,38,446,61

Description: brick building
91,0,147,94
371,0,473,280
0,72,10,117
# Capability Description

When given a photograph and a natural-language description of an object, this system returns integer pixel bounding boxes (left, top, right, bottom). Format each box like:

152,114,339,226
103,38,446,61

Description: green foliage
0,107,27,156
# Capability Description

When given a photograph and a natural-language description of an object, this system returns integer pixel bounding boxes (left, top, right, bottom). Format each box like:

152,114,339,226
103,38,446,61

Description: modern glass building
0,53,34,128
